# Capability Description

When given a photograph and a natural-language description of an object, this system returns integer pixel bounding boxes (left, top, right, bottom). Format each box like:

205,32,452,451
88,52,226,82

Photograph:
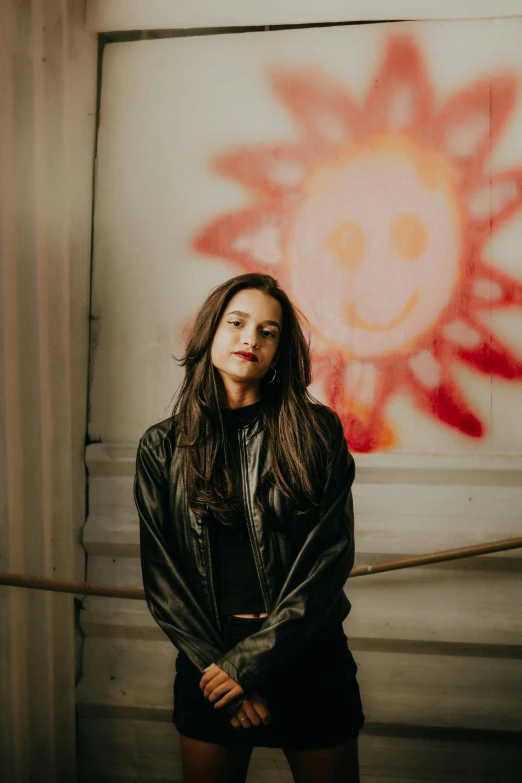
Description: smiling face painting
195,35,522,451
287,133,462,360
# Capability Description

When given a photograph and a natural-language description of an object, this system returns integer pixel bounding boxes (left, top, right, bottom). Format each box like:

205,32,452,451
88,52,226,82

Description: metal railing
1,536,521,599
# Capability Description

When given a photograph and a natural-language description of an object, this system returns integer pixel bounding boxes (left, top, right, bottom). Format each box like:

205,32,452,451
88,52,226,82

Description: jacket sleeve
134,433,249,718
213,411,355,694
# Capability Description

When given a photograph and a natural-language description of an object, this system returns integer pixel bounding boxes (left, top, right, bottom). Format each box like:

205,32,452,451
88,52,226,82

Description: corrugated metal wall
0,2,97,781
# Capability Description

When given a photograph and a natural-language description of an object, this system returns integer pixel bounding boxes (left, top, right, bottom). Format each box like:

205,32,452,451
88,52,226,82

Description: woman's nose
242,331,258,348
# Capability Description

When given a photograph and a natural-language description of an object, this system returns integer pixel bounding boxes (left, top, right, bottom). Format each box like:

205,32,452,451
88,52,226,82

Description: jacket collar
243,408,268,441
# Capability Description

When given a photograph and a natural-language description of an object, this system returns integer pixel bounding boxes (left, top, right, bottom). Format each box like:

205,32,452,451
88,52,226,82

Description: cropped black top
208,399,266,617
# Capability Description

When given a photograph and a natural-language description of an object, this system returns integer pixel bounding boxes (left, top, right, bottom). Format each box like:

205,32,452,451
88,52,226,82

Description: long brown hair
172,273,332,531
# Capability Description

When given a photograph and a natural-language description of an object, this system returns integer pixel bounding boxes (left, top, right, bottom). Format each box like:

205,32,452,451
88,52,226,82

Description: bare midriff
233,613,268,618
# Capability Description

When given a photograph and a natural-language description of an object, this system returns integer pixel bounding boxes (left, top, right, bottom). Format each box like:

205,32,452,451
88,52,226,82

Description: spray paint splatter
195,36,522,451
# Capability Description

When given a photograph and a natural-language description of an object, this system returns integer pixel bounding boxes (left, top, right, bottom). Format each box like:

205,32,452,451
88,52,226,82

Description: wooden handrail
0,536,521,600
349,536,522,577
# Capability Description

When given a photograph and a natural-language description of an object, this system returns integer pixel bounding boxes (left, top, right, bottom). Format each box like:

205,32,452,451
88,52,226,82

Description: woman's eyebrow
227,310,281,330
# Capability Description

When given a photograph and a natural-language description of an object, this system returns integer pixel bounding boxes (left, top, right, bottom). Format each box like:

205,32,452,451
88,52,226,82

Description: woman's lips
234,352,257,362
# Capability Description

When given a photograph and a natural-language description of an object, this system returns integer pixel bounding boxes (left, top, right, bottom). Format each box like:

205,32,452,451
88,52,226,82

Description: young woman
134,273,364,783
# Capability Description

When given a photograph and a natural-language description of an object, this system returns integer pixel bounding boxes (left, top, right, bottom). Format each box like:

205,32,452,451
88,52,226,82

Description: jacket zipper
202,523,222,634
239,428,271,613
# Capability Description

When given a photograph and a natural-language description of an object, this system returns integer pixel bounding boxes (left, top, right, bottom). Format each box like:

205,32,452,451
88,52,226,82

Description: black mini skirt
172,614,365,749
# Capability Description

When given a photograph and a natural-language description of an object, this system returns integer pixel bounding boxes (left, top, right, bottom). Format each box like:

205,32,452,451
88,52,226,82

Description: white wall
0,2,97,781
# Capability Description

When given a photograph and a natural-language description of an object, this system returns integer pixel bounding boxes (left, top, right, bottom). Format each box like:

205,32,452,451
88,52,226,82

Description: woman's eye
227,320,274,337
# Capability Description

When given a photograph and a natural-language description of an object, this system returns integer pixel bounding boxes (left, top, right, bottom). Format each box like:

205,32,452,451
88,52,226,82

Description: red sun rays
194,35,522,452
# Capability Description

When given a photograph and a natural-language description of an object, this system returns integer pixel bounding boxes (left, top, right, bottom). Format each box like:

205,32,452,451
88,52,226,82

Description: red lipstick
234,351,257,362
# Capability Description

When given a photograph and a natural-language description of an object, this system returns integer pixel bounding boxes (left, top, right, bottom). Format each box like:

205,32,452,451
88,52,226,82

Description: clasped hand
199,663,271,729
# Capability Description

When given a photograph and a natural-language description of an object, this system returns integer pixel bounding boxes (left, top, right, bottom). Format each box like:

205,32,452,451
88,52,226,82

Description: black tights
179,734,360,783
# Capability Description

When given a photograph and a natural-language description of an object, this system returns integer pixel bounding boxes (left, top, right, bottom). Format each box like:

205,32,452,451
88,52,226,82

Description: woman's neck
221,396,262,412
218,388,262,411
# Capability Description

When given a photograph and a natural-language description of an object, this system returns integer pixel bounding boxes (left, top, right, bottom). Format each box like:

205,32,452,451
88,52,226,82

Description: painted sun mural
195,36,522,452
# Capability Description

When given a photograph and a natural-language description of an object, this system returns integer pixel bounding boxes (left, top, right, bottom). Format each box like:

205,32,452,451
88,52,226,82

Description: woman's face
211,288,282,388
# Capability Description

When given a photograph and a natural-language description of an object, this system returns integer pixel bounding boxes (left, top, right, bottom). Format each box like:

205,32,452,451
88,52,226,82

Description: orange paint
392,213,428,261
195,34,522,452
346,292,419,332
327,221,366,271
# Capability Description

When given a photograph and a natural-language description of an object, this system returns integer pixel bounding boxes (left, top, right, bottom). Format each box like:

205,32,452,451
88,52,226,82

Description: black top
209,399,266,617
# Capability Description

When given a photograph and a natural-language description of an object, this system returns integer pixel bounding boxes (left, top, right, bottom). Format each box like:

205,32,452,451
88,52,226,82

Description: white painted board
90,20,522,453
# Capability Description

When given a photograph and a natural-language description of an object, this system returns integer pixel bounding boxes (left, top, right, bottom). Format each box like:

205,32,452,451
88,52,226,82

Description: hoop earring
266,365,277,384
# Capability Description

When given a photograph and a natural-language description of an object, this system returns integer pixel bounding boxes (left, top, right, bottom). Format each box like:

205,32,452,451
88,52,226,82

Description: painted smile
346,292,419,331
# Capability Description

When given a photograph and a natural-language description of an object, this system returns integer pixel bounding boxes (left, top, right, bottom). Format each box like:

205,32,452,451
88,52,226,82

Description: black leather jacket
134,403,355,719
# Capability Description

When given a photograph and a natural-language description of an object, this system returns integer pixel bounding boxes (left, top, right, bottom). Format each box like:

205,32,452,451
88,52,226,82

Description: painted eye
326,220,366,271
391,212,428,262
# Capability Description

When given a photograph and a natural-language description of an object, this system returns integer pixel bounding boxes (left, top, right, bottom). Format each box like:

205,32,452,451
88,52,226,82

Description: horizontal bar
1,536,521,600
349,536,522,577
